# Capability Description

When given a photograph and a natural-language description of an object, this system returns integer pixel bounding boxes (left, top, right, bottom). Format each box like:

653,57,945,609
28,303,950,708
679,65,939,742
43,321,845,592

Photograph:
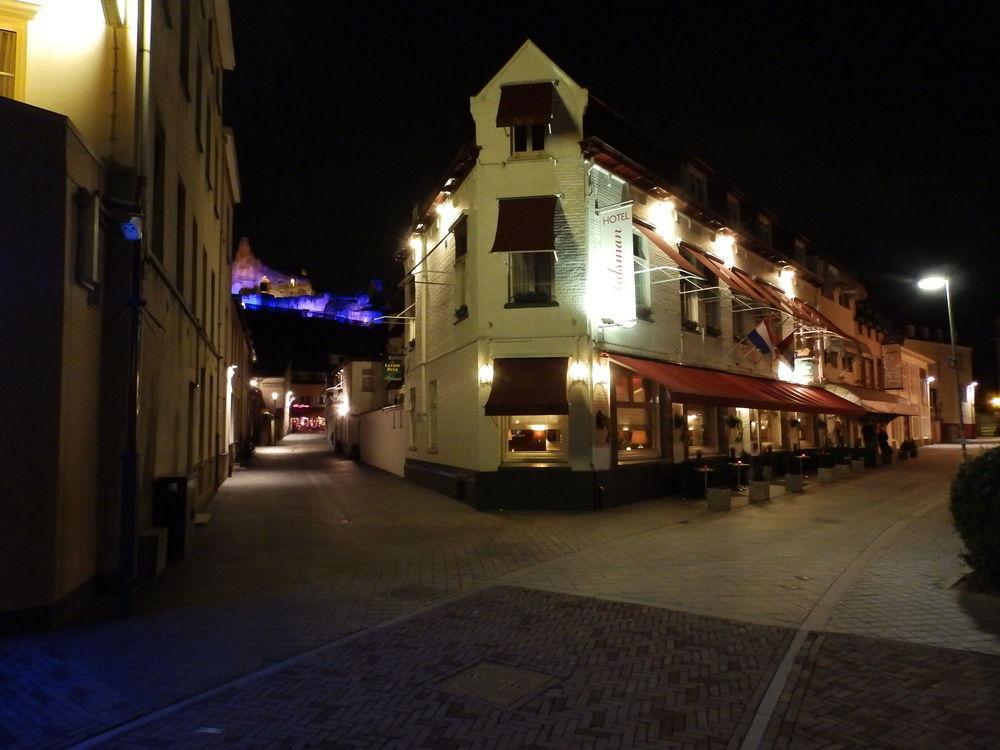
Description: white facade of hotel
397,42,932,509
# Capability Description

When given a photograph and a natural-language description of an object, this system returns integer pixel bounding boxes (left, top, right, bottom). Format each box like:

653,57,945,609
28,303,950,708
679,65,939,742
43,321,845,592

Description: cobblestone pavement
1,437,998,748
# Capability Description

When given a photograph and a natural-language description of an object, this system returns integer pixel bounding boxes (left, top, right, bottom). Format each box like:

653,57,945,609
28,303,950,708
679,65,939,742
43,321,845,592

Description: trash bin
153,476,193,561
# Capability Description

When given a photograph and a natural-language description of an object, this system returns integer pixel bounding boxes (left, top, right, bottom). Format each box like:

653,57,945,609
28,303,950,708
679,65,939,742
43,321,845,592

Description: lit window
361,368,375,392
685,405,719,455
613,370,658,460
504,415,566,460
509,252,555,305
511,124,546,153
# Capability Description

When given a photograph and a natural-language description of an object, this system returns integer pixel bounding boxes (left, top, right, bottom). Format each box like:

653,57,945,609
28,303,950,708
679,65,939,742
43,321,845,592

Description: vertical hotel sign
596,202,636,324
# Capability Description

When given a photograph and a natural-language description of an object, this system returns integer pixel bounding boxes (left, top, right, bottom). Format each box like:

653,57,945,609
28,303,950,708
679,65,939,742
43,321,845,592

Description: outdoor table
694,465,714,497
729,461,750,491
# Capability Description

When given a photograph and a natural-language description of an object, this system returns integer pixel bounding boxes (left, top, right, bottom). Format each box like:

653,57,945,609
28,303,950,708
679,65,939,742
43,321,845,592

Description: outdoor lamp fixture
249,378,260,389
990,395,1000,409
478,362,494,387
926,375,936,384
271,391,279,402
336,400,350,418
592,357,611,388
779,266,796,296
917,274,966,459
568,360,589,384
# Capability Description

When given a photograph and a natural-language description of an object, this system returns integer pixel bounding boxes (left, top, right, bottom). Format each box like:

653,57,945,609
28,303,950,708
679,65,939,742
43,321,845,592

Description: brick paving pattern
764,630,1000,749
0,438,998,748
105,587,793,749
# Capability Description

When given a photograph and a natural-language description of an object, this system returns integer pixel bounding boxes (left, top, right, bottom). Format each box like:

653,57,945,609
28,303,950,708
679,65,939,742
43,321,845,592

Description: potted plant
453,304,469,320
681,318,700,333
706,324,723,338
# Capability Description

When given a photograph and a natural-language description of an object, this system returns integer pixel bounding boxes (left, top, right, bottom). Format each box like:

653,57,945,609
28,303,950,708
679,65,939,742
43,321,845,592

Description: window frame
502,414,568,463
507,251,556,306
613,369,660,462
0,16,29,101
510,123,546,154
632,230,651,317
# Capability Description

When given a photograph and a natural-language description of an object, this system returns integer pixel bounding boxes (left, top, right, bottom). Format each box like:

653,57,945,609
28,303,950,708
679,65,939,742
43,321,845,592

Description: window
179,0,190,98
504,415,566,460
205,100,212,183
511,124,545,153
633,231,651,315
195,52,203,150
684,405,718,455
757,410,782,451
406,387,417,450
509,252,555,304
361,368,375,392
0,27,19,99
838,291,852,309
727,194,741,226
613,370,658,460
824,349,839,369
756,215,772,247
687,168,707,206
191,219,198,310
200,247,207,324
176,180,186,291
679,248,718,333
74,189,101,293
152,117,166,261
842,354,855,374
428,380,438,452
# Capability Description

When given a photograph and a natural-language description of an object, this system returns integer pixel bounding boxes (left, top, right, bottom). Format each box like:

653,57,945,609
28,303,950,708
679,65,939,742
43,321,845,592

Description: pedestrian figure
877,426,891,457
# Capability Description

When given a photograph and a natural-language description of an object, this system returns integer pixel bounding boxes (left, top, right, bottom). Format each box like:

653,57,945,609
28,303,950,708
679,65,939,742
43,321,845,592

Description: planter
761,465,773,481
785,473,805,493
706,487,732,511
834,463,851,479
748,480,770,504
818,466,837,483
850,459,865,473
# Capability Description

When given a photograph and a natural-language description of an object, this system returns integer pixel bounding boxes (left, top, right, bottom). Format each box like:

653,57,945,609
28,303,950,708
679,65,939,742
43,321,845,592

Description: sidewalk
1,438,998,748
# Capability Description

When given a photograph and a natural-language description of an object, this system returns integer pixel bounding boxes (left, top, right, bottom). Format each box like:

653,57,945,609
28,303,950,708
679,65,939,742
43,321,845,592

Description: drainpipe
118,0,152,618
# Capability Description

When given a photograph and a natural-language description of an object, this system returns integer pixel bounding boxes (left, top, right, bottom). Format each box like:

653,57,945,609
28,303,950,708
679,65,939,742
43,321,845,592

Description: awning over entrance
823,383,920,417
484,357,569,416
496,82,555,127
490,196,558,253
611,354,866,416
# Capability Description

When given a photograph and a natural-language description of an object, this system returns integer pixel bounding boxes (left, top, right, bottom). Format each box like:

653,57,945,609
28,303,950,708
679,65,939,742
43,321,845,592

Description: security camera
121,216,143,241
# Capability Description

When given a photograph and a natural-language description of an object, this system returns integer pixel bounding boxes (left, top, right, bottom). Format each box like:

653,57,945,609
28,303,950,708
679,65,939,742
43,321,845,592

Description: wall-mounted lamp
478,362,494,387
249,378,260,389
336,400,350,417
592,357,611,388
568,360,589,384
926,375,936,384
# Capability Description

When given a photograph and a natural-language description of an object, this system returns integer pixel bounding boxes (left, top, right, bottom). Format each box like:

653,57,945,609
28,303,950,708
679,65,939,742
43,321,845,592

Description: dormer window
756,215,772,247
727,194,741,226
496,82,554,155
687,168,707,206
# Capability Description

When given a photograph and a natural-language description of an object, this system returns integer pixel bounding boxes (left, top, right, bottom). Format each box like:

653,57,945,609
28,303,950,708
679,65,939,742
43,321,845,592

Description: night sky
226,2,999,389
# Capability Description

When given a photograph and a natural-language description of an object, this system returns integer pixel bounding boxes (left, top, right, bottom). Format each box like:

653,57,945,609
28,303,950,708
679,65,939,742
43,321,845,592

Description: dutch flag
746,318,777,355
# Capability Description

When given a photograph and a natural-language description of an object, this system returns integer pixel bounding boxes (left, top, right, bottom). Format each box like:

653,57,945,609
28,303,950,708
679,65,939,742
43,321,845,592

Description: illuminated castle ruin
231,238,382,325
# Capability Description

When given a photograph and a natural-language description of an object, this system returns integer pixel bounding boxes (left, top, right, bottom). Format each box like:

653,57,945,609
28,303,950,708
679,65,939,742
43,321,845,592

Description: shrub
950,446,1000,585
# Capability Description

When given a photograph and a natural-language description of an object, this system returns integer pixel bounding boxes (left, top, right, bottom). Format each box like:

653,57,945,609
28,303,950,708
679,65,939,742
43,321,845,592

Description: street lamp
917,275,966,459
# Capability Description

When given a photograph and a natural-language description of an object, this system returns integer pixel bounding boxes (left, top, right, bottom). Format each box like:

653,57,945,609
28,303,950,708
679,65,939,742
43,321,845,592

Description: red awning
484,357,569,416
634,224,703,276
611,354,866,415
496,82,555,127
491,196,558,253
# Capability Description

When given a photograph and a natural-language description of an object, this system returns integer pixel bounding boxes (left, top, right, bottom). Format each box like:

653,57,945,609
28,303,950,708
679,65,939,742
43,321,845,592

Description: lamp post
917,275,966,459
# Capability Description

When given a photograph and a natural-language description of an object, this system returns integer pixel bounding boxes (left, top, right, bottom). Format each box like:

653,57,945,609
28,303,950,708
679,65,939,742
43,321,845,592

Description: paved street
1,435,998,748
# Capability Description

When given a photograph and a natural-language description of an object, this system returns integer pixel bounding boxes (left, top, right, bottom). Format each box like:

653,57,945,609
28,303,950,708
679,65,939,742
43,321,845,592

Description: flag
746,317,777,355
776,332,796,369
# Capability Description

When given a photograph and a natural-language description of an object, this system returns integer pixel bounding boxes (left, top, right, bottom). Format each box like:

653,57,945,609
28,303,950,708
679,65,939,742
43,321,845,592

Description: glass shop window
686,405,719,455
757,410,781,452
613,372,659,460
504,415,566,461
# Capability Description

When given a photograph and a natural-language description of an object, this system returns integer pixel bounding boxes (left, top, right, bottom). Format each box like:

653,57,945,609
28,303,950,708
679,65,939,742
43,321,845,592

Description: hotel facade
398,42,930,511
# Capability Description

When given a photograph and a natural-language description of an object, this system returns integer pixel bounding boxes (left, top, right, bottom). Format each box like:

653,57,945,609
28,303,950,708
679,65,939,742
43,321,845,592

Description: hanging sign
882,344,903,389
383,360,403,384
595,202,636,325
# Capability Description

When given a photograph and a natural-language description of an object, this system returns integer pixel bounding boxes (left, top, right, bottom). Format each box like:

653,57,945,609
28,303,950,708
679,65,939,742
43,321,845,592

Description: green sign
384,360,403,383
